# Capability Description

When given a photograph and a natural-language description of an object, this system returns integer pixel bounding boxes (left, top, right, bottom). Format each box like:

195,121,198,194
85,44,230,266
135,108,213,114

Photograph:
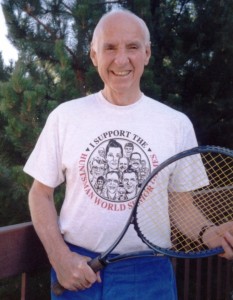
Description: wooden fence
0,222,232,299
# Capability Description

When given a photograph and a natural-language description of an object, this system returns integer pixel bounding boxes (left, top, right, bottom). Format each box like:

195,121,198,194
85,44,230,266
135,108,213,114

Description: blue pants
51,243,177,300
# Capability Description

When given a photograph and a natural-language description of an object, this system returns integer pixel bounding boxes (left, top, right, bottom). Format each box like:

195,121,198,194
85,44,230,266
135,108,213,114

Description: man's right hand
52,250,101,291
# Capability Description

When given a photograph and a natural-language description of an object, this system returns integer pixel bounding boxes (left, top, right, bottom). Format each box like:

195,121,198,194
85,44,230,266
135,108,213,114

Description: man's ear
144,44,151,66
90,44,98,67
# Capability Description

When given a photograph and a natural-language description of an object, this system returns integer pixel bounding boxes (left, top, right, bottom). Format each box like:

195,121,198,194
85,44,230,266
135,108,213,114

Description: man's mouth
109,186,116,191
132,163,139,167
112,71,131,76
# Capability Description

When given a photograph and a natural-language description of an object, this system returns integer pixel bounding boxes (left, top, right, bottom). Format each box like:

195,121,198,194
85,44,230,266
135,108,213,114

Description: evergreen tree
1,0,107,94
1,0,233,224
0,50,79,225
180,0,233,146
0,51,13,81
149,0,233,147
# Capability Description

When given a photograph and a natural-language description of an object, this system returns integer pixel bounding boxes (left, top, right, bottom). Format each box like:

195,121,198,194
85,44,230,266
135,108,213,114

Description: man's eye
128,44,138,50
105,46,115,51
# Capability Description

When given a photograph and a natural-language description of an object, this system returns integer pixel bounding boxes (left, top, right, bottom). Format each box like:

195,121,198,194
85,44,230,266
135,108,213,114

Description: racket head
133,146,233,258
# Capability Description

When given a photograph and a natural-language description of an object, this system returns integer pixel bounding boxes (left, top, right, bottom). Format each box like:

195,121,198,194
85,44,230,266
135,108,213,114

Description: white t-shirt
24,92,198,253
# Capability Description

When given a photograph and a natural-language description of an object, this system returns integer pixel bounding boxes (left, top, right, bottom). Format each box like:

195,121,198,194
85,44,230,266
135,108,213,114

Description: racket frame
133,145,233,258
52,145,233,295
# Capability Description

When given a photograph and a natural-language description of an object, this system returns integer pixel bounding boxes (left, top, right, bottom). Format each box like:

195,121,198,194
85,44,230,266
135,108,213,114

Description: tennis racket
52,145,233,295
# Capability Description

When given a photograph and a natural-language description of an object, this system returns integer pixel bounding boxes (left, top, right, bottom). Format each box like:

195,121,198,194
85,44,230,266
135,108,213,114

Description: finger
72,281,86,291
85,259,101,284
59,274,91,291
81,281,93,289
96,271,102,283
219,233,233,260
74,278,94,290
76,256,101,286
78,272,96,289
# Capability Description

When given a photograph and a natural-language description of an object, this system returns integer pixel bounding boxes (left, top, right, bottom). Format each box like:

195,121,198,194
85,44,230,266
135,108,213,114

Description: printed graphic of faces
88,139,151,202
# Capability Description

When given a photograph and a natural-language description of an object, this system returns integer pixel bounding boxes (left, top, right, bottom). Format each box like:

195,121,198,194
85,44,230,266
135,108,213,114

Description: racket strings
135,151,233,254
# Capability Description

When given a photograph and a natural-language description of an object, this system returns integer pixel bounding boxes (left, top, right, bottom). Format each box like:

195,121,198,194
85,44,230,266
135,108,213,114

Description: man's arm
170,192,233,260
29,180,100,291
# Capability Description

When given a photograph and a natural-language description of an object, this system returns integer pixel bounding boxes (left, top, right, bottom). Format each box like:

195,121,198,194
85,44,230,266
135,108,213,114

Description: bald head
90,8,151,103
92,9,151,50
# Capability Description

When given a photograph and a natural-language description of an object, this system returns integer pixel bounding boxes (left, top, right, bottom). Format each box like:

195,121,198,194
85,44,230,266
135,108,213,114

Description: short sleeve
23,110,65,188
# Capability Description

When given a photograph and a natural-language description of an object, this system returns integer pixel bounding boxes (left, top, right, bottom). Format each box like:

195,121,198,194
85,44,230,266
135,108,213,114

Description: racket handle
87,256,105,272
50,258,103,296
51,281,65,296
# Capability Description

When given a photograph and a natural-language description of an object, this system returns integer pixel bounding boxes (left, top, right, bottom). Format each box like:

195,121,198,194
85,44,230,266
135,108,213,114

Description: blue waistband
65,242,166,261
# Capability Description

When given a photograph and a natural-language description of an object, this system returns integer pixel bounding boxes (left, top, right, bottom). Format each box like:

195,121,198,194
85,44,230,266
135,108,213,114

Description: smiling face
106,146,122,170
129,153,141,171
122,170,138,195
119,157,128,172
106,172,119,194
91,160,105,178
90,11,151,104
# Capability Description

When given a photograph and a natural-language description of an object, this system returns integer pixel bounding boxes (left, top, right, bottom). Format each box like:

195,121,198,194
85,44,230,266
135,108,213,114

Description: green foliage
0,0,232,223
149,0,233,147
0,52,13,81
0,44,80,226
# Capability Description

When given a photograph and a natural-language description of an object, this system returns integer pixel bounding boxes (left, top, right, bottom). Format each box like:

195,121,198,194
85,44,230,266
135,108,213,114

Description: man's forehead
108,147,121,152
131,154,140,159
93,160,104,165
101,25,144,40
107,173,118,178
94,12,147,43
102,39,142,47
124,172,137,178
120,157,128,161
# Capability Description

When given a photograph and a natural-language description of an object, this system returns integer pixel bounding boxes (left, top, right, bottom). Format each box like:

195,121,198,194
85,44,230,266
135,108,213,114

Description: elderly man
24,8,233,300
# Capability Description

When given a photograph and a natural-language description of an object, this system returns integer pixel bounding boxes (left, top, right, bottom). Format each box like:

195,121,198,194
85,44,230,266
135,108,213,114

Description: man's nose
114,49,129,65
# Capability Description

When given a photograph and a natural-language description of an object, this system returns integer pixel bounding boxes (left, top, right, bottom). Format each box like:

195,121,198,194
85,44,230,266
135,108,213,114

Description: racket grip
50,258,104,296
87,257,105,272
51,257,104,296
51,281,65,296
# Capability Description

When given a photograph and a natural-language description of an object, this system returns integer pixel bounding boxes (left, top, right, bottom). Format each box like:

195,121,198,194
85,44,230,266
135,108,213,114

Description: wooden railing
0,222,232,300
0,222,50,300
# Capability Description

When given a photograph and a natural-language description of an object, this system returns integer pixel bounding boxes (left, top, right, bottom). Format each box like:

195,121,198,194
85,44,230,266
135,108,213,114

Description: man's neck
101,89,142,106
